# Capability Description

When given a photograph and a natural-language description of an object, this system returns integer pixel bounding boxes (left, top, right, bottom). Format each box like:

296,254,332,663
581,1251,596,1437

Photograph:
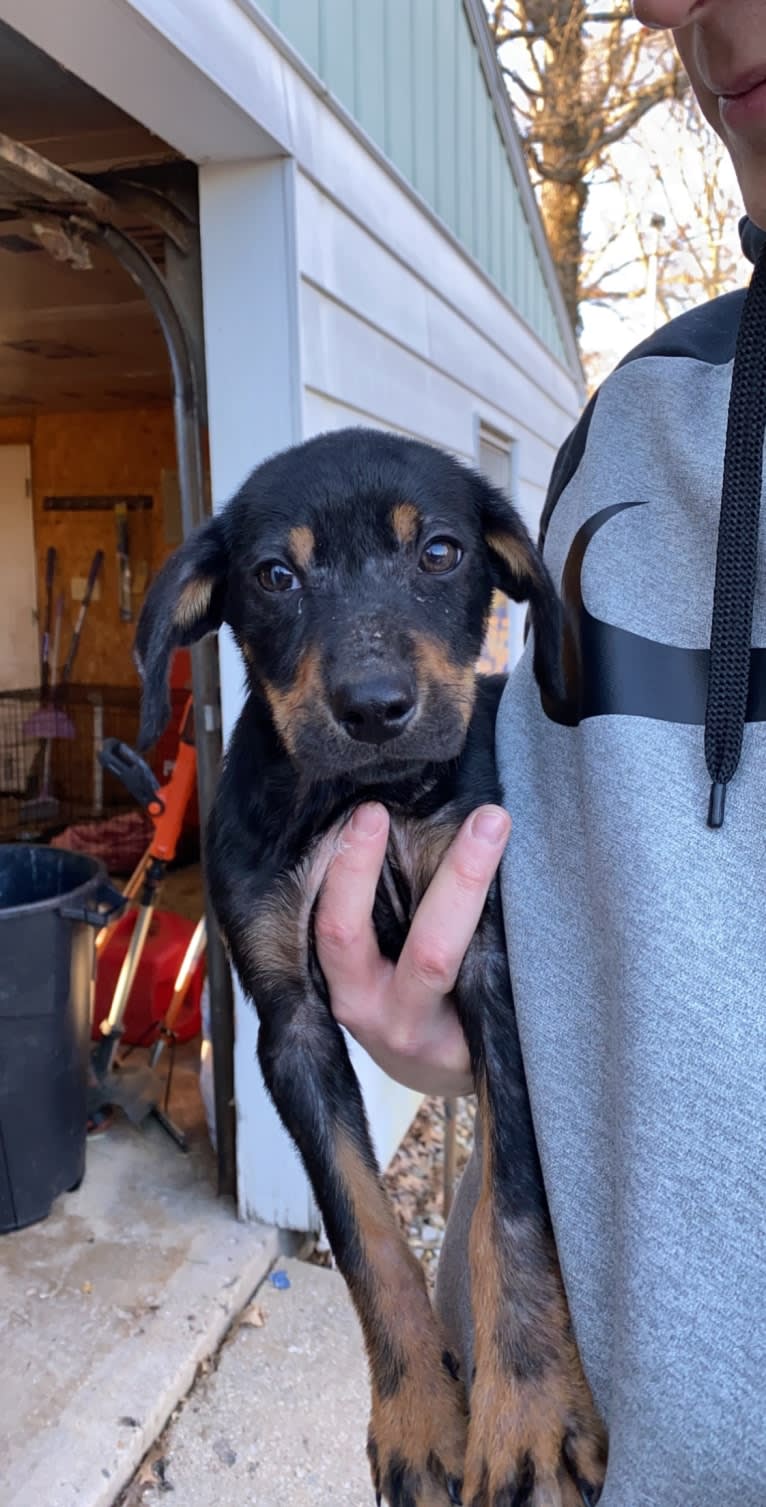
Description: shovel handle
40,547,57,692
61,549,104,685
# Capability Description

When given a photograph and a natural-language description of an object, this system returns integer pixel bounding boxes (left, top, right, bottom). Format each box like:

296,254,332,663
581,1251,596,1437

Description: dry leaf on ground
240,1302,266,1328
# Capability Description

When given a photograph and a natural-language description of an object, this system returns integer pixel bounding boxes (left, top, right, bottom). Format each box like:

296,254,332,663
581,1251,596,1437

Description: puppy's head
135,429,562,778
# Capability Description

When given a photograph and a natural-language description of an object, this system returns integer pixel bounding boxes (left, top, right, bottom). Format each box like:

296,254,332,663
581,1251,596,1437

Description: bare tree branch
488,1,690,328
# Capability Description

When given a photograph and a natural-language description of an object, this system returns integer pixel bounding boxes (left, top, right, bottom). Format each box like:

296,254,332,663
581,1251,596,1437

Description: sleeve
537,391,599,556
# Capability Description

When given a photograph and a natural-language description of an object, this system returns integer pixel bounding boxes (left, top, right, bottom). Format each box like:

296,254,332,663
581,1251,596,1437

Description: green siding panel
434,0,458,234
319,0,356,114
474,66,490,275
489,121,503,288
259,0,321,75
500,156,512,297
455,9,474,255
256,0,566,361
384,0,415,183
354,0,386,145
411,0,437,207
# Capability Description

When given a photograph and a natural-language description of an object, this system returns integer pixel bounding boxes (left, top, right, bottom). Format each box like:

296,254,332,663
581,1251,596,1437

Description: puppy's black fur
136,429,605,1507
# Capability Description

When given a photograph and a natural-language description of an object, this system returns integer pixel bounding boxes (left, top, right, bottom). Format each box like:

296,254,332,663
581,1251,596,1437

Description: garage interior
0,18,196,816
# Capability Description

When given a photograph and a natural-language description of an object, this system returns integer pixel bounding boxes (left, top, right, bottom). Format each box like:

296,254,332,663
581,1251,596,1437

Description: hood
740,216,766,265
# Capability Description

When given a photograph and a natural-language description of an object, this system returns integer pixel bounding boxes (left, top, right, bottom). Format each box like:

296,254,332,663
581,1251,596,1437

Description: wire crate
0,683,191,857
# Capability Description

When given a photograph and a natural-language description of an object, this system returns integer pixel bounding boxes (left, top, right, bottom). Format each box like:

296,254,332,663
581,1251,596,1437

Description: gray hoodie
437,222,766,1506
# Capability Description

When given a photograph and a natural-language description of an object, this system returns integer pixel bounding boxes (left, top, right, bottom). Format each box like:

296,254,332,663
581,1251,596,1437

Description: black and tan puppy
135,429,606,1507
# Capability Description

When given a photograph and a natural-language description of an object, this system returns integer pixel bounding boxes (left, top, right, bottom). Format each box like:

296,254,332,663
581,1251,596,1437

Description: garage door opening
0,14,235,1197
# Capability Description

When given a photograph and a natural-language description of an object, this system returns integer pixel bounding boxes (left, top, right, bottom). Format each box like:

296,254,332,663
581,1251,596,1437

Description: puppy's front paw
367,1354,468,1506
462,1342,606,1506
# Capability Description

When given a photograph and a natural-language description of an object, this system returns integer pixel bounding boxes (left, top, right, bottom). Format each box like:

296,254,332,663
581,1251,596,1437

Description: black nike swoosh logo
543,500,766,727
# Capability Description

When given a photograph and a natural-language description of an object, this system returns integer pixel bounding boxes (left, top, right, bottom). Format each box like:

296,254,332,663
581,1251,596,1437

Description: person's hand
315,801,511,1096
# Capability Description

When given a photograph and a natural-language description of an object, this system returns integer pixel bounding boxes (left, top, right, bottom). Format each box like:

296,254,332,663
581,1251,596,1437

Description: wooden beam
0,132,115,219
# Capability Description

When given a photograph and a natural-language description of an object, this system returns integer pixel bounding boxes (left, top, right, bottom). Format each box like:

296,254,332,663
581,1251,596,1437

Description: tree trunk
540,175,588,331
537,0,588,331
494,1,688,334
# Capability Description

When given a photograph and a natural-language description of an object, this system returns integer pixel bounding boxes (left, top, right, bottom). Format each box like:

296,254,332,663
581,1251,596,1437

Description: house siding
257,0,566,361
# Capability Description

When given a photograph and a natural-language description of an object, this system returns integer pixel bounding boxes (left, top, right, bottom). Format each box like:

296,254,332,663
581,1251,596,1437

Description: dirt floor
156,861,205,921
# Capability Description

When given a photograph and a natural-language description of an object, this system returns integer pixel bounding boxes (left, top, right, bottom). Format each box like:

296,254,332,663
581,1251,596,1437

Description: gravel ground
308,1093,476,1287
382,1094,476,1286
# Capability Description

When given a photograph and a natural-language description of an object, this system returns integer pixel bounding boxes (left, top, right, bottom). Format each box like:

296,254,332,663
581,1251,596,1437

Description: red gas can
93,909,205,1044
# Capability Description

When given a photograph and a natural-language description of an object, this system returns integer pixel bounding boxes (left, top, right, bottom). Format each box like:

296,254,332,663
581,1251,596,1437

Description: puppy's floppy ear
134,516,227,749
474,476,564,701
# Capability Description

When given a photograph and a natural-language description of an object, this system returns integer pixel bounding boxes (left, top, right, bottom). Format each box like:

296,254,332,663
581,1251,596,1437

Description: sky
578,101,744,381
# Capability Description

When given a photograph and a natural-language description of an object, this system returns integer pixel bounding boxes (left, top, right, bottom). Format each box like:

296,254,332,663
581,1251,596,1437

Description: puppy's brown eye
256,560,300,593
418,538,463,575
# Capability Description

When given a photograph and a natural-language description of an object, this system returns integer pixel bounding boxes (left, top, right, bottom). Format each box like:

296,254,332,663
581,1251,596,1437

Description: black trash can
0,845,124,1233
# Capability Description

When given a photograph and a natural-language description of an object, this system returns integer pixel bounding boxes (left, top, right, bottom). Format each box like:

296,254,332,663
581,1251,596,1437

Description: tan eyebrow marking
390,503,420,546
288,525,315,570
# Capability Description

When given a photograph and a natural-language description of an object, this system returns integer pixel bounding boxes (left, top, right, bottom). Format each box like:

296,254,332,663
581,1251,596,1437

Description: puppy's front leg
231,885,466,1507
456,918,607,1507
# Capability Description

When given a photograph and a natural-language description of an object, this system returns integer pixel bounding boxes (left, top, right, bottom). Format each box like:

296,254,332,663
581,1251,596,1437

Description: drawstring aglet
708,779,727,829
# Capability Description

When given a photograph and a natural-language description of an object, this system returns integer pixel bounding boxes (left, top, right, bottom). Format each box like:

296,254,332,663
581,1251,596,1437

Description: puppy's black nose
331,674,416,744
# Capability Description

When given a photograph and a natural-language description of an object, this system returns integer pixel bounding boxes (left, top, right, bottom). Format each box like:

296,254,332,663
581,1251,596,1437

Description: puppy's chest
242,808,463,994
225,674,506,994
373,811,461,960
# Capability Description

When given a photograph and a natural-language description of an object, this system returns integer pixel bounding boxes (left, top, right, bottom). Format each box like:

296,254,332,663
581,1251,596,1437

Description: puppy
135,428,606,1507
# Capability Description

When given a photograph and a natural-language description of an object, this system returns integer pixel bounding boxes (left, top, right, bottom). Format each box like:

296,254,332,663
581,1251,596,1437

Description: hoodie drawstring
705,244,766,828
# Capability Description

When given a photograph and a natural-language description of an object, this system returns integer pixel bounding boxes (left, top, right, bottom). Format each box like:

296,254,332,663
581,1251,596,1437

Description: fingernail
351,802,385,837
470,807,509,844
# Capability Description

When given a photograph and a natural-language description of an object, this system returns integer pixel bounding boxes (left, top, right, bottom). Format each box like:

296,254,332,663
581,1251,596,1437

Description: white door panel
0,445,37,691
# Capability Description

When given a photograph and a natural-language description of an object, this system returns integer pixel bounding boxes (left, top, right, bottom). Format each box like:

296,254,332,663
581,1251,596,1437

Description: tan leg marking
463,1087,607,1505
336,1133,467,1503
241,821,348,991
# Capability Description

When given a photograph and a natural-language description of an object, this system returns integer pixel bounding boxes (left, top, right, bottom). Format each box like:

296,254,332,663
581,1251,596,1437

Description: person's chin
737,171,766,237
717,136,766,236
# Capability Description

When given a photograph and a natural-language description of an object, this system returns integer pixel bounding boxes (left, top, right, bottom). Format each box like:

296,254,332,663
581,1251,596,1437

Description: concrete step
1,1108,279,1507
130,1256,373,1507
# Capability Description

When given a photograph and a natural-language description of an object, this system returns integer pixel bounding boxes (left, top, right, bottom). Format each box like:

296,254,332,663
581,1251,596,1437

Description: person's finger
315,802,390,1000
389,805,511,1043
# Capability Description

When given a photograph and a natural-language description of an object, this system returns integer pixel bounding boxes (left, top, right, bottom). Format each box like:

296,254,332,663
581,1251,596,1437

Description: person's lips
718,69,766,131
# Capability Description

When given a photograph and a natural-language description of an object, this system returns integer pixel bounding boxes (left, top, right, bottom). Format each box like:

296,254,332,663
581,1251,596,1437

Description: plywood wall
0,407,178,688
